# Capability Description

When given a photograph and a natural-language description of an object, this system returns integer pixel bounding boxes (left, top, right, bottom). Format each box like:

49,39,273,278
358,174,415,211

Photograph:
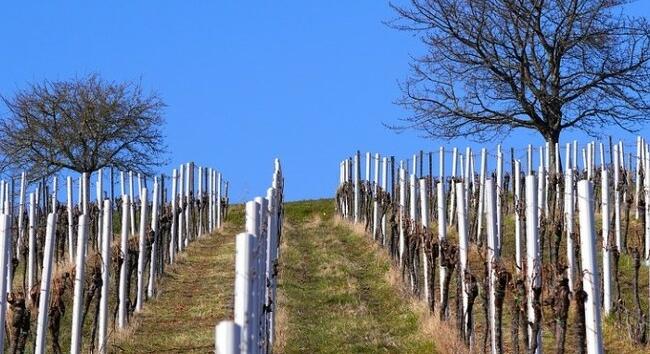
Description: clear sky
1,1,649,202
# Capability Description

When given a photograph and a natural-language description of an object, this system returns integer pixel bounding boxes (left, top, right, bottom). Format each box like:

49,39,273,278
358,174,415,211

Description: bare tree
389,0,650,168
0,75,168,178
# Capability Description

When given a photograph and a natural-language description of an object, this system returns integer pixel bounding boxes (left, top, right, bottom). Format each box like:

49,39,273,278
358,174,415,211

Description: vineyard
336,139,650,354
0,163,228,353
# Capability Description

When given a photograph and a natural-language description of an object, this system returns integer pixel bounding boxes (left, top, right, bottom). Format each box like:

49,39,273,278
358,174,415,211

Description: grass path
275,199,436,353
111,207,243,353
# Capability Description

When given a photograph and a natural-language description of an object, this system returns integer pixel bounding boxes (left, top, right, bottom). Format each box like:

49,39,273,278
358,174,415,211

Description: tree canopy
0,75,168,179
389,0,650,156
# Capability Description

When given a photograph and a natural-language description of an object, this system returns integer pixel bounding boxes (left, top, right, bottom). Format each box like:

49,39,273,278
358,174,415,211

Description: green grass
110,206,244,353
275,199,436,353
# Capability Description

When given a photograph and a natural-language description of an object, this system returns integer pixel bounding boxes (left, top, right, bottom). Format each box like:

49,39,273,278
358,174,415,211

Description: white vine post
234,232,255,354
16,172,25,259
207,168,212,233
496,146,503,250
34,212,57,354
119,195,130,329
0,214,10,352
449,147,457,225
437,176,447,308
565,168,575,292
409,174,417,224
537,149,545,224
373,153,380,239
266,187,279,349
148,180,159,297
381,157,388,244
98,200,112,354
602,168,612,314
129,171,136,235
577,180,604,354
185,162,191,243
251,197,264,349
136,188,148,311
527,144,533,175
514,160,522,273
645,144,650,261
613,144,622,250
525,175,541,354
419,178,430,307
170,169,178,264
198,167,203,236
364,152,370,183
97,168,103,247
464,147,471,210
70,215,89,354
635,136,641,219
217,172,223,229
477,148,486,242
27,193,36,291
215,321,241,354
354,151,360,224
456,181,470,339
485,178,499,354
67,176,74,262
120,171,125,197
178,166,185,252
244,200,261,352
399,166,406,267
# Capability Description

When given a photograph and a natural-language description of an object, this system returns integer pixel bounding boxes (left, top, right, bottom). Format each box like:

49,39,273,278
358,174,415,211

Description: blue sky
1,1,649,202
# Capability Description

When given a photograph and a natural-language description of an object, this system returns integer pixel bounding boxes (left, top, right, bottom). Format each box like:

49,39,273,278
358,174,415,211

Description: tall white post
129,171,136,236
419,178,430,307
96,168,103,247
614,144,621,250
215,321,241,354
354,152,360,224
464,147,471,210
514,160,522,273
477,148,486,241
644,145,650,261
118,195,130,329
98,200,112,354
234,232,255,354
602,169,612,314
525,175,541,354
70,215,89,354
16,172,26,259
527,144,532,175
577,180,604,354
496,145,503,251
486,179,499,354
409,174,417,223
437,181,447,306
136,189,148,311
565,168,575,292
456,182,470,337
148,181,159,297
27,193,36,291
381,157,388,244
365,152,371,182
66,176,74,262
448,147,458,224
0,215,10,352
373,153,380,239
537,155,545,224
34,212,57,354
399,167,406,267
217,172,223,229
171,169,178,263
635,136,641,219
